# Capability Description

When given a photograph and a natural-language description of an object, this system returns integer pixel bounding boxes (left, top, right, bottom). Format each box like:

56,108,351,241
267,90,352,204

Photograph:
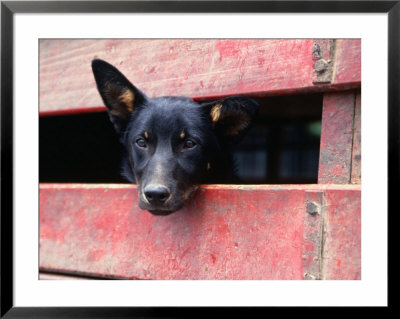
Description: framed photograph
1,1,395,317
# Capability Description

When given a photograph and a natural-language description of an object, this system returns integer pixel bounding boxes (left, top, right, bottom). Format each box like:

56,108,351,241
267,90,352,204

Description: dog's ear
202,96,259,143
91,59,147,134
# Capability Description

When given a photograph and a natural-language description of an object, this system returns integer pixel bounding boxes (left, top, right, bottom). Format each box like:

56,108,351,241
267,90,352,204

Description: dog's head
92,59,258,215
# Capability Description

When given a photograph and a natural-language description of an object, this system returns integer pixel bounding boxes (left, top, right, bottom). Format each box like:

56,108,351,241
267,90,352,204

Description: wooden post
318,91,360,184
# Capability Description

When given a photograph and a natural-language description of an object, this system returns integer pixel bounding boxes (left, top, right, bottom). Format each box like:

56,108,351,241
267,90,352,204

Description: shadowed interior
39,93,322,184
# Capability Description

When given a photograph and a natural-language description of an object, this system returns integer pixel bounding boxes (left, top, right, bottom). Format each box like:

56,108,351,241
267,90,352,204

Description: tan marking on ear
207,162,211,171
180,130,185,139
144,131,149,139
210,103,223,123
119,89,135,113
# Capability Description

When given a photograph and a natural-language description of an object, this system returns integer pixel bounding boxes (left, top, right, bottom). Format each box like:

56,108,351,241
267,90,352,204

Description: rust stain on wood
312,39,336,84
302,191,324,280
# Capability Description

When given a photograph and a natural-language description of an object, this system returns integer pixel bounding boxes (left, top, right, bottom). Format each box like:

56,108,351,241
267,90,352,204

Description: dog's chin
148,209,175,216
139,201,184,216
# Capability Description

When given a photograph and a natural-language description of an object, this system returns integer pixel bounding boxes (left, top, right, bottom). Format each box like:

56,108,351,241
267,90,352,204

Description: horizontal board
40,184,361,280
39,39,361,114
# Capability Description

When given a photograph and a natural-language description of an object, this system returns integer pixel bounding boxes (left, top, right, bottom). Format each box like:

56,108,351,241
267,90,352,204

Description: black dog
92,59,259,215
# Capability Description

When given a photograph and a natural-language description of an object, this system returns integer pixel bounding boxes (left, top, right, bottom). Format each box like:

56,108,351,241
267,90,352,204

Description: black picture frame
1,1,396,317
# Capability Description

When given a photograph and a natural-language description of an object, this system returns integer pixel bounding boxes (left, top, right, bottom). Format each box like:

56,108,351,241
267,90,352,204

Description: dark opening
233,93,322,184
39,93,322,184
40,112,126,183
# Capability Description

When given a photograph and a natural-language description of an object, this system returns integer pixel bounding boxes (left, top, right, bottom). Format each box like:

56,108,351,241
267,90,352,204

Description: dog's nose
144,186,170,205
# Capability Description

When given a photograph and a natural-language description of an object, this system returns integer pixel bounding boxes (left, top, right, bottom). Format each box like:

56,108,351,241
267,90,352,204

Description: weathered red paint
333,40,362,87
318,91,359,184
322,189,361,279
39,184,360,280
39,39,360,114
351,92,361,184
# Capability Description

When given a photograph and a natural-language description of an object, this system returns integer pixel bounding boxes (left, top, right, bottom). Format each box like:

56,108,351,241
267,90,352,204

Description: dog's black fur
92,59,259,215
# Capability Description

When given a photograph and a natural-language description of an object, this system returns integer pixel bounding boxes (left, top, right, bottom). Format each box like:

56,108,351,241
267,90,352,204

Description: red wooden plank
318,91,357,184
351,92,361,184
332,39,362,87
39,39,360,114
39,106,106,117
321,189,361,280
39,184,360,280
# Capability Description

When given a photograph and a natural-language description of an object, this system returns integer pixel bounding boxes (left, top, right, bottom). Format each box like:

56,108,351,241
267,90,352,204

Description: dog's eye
136,138,147,148
183,139,196,149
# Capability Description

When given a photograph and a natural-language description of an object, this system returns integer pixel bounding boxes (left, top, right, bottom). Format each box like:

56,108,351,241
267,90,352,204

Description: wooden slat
321,189,361,280
318,91,357,184
351,92,361,184
39,39,361,114
332,39,362,87
39,184,360,280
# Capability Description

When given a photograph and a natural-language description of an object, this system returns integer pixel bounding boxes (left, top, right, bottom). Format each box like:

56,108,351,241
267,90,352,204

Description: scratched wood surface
322,188,361,279
318,91,359,184
39,184,361,280
351,92,361,184
332,39,362,88
39,39,361,114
